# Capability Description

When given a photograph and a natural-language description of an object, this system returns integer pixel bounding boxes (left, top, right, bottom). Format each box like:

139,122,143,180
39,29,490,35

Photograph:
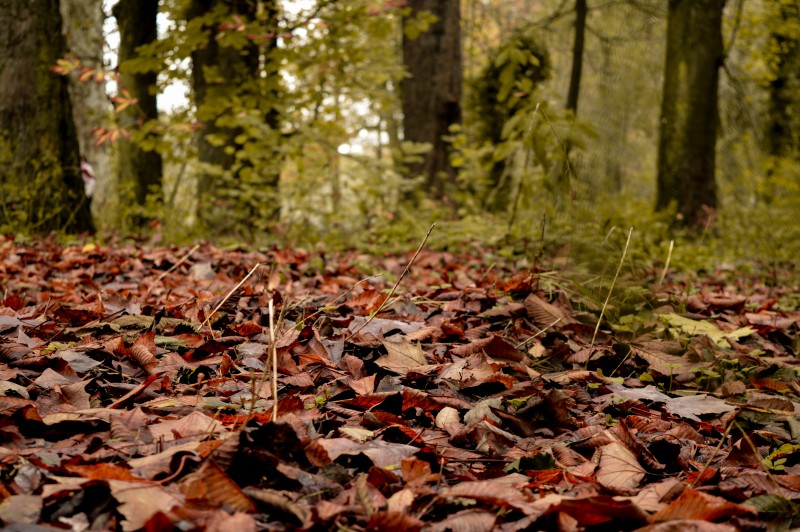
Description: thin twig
201,262,262,333
269,298,278,421
657,240,674,286
591,227,632,347
734,420,783,492
153,244,200,286
690,414,735,489
300,274,384,326
515,317,562,350
347,223,436,339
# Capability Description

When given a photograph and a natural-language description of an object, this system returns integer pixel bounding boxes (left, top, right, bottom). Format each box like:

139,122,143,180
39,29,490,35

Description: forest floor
0,237,798,531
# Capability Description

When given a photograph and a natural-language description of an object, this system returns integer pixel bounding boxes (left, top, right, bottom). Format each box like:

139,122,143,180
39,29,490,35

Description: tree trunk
60,0,112,219
764,2,800,160
0,0,93,233
550,0,587,198
565,0,587,116
402,0,462,200
656,0,724,226
189,0,257,176
188,1,263,177
113,0,163,209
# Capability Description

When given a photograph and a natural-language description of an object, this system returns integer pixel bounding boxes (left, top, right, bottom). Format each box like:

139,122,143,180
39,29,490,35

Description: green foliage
0,143,87,235
469,25,552,145
453,23,595,213
402,8,438,41
130,0,411,241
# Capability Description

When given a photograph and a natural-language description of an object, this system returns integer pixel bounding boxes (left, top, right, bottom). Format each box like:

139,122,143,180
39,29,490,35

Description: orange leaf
180,460,255,513
650,487,756,523
64,463,140,481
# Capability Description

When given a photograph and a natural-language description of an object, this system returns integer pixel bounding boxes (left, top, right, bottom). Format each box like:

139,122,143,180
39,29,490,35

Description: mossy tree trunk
402,0,462,201
656,0,724,226
764,2,800,160
112,0,164,210
0,0,93,233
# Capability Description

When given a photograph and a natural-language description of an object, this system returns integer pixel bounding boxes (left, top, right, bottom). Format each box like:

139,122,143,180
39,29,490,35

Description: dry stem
348,223,436,339
591,227,632,347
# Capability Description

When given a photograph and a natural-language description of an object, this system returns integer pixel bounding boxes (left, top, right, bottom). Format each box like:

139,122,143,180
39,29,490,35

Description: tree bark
550,0,587,198
60,0,112,218
189,0,257,176
113,0,163,208
764,2,800,159
402,0,462,200
656,0,724,226
565,0,587,116
0,0,93,232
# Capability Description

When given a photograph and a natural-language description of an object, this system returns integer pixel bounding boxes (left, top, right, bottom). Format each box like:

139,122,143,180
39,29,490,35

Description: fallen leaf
650,487,756,523
659,313,755,347
663,395,737,422
595,441,645,490
376,338,427,375
109,480,183,532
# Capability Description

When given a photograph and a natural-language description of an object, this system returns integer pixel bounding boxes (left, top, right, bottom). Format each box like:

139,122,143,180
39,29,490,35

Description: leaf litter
0,238,799,530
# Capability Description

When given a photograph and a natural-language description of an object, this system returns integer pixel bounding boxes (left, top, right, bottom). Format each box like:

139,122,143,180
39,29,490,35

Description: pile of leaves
0,237,798,531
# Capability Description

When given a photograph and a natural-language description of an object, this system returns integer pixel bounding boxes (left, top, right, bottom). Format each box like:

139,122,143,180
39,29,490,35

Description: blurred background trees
1,0,798,266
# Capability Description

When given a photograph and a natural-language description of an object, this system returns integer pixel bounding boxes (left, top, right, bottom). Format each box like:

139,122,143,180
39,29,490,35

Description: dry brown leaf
306,438,417,468
620,477,683,513
435,406,464,437
0,342,32,363
450,336,492,357
181,460,256,513
663,395,737,422
367,510,424,531
523,293,573,326
482,335,525,362
204,511,258,532
0,494,42,524
64,462,140,481
244,488,308,524
130,331,159,374
426,509,496,532
149,410,227,442
376,338,427,375
633,346,693,378
650,487,757,523
550,495,649,528
595,441,645,490
637,520,738,531
109,480,183,532
443,474,534,514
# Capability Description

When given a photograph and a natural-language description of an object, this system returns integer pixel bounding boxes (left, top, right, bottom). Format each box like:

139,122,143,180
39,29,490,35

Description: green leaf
746,494,800,526
659,313,756,347
497,64,516,102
